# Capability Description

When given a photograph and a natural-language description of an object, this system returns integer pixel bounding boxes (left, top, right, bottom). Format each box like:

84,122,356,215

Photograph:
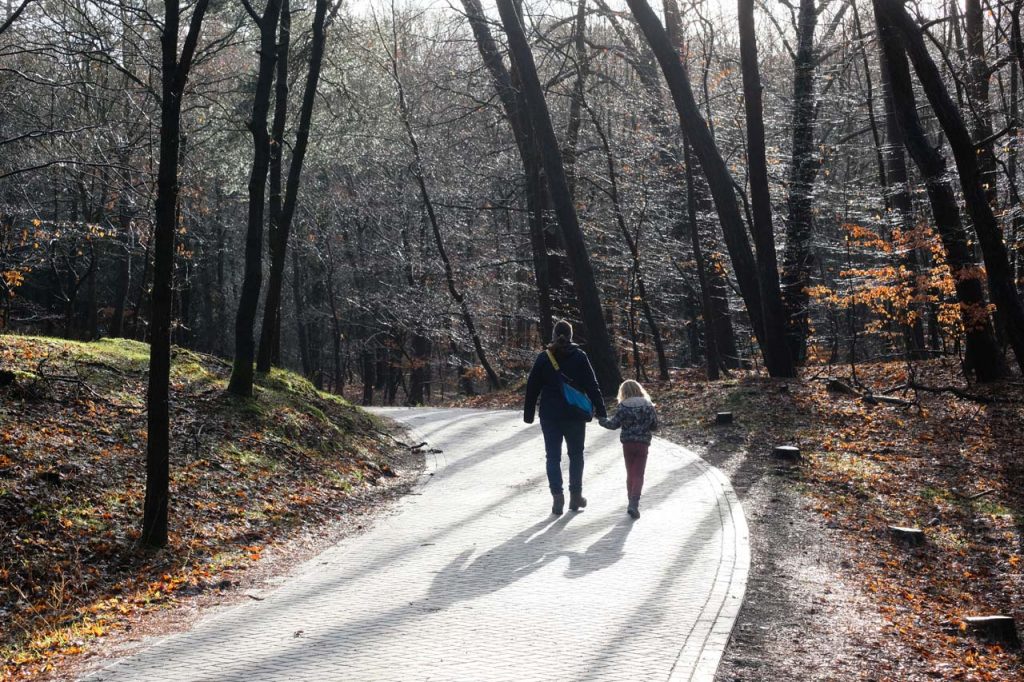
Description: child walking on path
599,380,658,519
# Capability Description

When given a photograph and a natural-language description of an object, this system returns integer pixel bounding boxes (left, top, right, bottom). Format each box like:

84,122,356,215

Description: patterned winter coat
601,397,659,444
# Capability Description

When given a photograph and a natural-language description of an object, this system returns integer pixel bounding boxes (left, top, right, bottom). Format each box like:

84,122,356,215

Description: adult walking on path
523,320,607,515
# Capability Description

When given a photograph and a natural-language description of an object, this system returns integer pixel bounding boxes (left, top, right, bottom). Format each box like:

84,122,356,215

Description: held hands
598,417,610,429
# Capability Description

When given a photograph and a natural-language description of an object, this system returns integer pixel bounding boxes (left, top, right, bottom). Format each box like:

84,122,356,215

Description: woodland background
4,0,1022,402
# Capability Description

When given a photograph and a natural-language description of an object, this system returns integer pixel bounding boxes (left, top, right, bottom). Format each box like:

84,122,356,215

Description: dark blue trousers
540,419,586,494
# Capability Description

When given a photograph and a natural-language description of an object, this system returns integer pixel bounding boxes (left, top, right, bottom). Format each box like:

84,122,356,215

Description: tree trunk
964,0,997,207
144,0,210,548
257,0,328,372
259,0,291,371
228,0,284,396
408,329,431,405
879,0,1024,373
780,0,818,364
684,142,720,379
496,0,622,394
291,245,312,378
737,0,795,376
874,10,1006,381
562,0,588,198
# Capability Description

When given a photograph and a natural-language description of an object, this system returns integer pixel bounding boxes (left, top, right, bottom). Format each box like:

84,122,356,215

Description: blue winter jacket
523,344,606,423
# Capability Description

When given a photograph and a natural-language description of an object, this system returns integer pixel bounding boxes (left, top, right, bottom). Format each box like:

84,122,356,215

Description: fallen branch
369,426,429,451
953,488,995,501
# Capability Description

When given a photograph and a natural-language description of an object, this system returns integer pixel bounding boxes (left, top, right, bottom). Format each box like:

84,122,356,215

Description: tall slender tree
737,0,794,376
144,0,212,548
228,0,285,396
256,0,330,373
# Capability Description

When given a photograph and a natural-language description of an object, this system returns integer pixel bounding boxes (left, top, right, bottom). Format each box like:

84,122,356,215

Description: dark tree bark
110,160,133,338
291,245,312,378
496,0,623,393
460,0,554,343
878,0,1024,373
260,0,291,369
964,0,997,207
562,0,588,198
360,344,375,406
780,0,818,364
256,0,329,373
874,9,1006,381
144,0,211,548
228,0,284,396
737,0,794,376
408,330,431,405
684,141,720,379
625,0,794,377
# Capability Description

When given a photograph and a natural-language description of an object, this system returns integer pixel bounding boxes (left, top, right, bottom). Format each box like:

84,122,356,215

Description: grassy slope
0,335,402,679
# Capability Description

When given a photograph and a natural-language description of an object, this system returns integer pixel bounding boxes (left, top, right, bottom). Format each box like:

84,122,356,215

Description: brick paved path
88,408,748,681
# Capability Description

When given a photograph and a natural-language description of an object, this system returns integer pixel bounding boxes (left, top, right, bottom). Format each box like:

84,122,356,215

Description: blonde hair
617,379,651,403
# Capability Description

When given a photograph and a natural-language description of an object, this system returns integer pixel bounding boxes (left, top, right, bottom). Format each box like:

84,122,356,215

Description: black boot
627,496,640,519
552,492,565,516
569,491,587,512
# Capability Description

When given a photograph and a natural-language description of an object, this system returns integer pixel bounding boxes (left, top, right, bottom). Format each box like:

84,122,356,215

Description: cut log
772,445,801,461
715,411,734,425
964,615,1020,647
887,525,926,547
0,370,15,387
863,393,913,407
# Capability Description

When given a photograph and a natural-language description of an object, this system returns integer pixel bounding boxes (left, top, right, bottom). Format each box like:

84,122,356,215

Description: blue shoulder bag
546,350,594,421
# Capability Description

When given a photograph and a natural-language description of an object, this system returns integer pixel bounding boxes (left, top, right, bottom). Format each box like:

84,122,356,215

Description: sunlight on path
86,408,748,682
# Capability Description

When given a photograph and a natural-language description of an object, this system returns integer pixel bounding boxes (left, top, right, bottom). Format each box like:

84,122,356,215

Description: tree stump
826,378,857,396
772,445,801,462
0,370,15,387
964,616,1020,647
887,526,925,547
715,411,733,425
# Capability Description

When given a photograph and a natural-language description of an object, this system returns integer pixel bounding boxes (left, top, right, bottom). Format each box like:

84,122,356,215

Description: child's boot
627,496,640,519
552,492,565,515
569,491,587,511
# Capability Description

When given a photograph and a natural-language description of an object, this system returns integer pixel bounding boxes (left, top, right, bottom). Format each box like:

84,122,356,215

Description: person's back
599,380,657,519
523,320,606,515
604,396,658,445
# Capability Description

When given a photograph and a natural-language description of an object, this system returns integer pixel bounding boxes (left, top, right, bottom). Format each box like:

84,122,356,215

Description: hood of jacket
548,341,581,360
620,396,653,408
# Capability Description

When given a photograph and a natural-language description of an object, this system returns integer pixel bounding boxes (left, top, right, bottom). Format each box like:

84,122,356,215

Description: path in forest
87,408,748,681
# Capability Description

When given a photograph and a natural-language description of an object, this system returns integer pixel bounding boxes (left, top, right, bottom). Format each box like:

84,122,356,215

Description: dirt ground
685,423,914,681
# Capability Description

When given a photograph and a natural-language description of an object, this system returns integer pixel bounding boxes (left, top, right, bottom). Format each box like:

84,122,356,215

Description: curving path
87,408,748,682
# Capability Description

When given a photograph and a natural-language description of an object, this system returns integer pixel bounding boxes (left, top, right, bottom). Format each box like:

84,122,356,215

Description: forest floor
451,359,1024,681
0,336,420,681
